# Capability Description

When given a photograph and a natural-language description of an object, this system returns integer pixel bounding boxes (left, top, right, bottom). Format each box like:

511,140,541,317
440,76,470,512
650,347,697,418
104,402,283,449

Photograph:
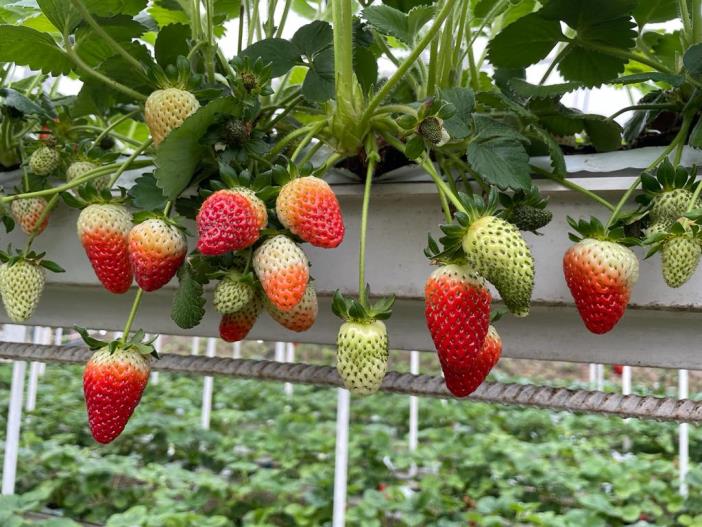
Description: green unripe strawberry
336,320,389,395
29,146,59,175
67,161,110,191
0,260,45,322
509,205,553,233
651,189,699,225
643,220,673,239
417,116,449,146
462,215,535,317
213,274,254,314
661,236,701,288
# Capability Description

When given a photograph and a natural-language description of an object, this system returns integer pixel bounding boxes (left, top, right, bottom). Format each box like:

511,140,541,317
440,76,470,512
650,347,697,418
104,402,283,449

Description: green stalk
312,152,344,177
205,0,216,83
418,153,467,213
332,0,355,116
275,0,293,38
71,0,146,74
437,2,455,88
298,140,324,166
467,0,510,47
19,138,29,193
248,0,261,46
531,165,615,211
360,0,454,130
291,122,325,161
25,193,59,251
120,289,144,344
192,0,203,40
358,139,378,306
607,103,678,121
268,122,321,157
680,0,693,45
237,0,245,54
687,176,702,212
90,110,140,152
108,139,154,188
426,36,439,97
693,0,702,44
538,45,567,85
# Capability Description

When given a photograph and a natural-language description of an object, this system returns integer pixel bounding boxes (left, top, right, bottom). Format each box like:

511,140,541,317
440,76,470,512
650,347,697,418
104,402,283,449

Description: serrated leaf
363,3,431,46
633,0,679,25
36,0,81,34
529,126,566,177
291,20,332,57
684,43,702,76
467,138,531,190
353,46,378,93
82,0,147,17
487,13,564,68
509,78,584,98
0,88,49,117
154,96,241,200
154,22,189,67
583,115,622,152
439,87,474,140
472,115,527,143
0,25,72,75
240,38,301,77
129,173,168,211
689,118,702,149
171,263,206,329
613,71,684,87
302,47,334,102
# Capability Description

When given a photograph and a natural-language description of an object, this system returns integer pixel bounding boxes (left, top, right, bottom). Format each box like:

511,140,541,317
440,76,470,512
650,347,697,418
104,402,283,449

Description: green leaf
529,126,566,177
302,47,334,101
353,46,378,93
154,22,189,67
472,114,527,143
155,97,241,200
128,173,168,211
74,326,108,350
633,0,679,25
467,138,531,190
509,78,584,98
291,20,332,57
529,98,585,135
486,13,564,68
39,259,65,273
0,88,49,117
0,25,72,75
240,38,301,77
583,115,622,152
689,118,702,149
684,43,702,76
82,0,148,17
439,87,474,140
171,263,206,329
363,4,431,46
613,72,684,86
37,0,81,34
406,5,435,40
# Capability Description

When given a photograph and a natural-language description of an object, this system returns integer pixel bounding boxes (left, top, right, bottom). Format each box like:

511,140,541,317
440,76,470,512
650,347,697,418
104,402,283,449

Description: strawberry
214,272,254,314
613,364,624,376
128,218,187,292
442,325,502,397
77,204,133,294
144,88,200,145
28,145,59,175
83,344,151,444
265,282,318,332
11,197,49,235
645,217,702,289
196,188,267,256
276,176,345,248
253,235,309,311
0,258,45,322
332,291,394,395
67,160,109,191
458,193,534,317
424,265,492,396
219,293,263,342
563,218,639,335
641,160,700,225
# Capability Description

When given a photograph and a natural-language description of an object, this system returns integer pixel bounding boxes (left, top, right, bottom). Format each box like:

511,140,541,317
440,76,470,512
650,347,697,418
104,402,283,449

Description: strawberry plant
1,0,702,435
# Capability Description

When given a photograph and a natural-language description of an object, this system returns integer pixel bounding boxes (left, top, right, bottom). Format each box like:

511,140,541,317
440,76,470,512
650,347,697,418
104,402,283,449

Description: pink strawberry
11,198,49,235
424,264,492,397
253,235,309,311
77,204,133,294
265,282,318,332
83,346,150,444
128,218,187,292
276,176,345,248
196,188,267,255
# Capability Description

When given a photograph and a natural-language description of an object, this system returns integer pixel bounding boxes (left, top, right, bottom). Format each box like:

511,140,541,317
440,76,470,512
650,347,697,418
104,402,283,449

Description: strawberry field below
1,342,701,527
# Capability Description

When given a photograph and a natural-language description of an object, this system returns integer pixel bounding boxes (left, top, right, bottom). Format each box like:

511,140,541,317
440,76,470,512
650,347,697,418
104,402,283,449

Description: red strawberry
563,238,639,334
253,235,309,311
276,176,345,248
424,264,492,397
613,364,624,376
11,198,49,235
196,188,267,255
442,325,502,397
77,204,133,294
128,218,187,291
219,293,263,342
83,346,150,444
265,282,318,332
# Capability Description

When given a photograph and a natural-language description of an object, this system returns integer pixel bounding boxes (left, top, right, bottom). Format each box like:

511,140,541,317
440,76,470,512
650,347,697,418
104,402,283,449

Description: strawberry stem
108,139,154,188
531,165,615,212
358,138,379,307
25,193,59,252
120,288,144,345
90,110,141,154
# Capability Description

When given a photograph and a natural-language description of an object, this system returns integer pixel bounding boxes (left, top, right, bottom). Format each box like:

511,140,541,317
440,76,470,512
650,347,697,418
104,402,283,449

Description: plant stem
71,0,146,74
538,45,567,85
607,103,678,121
332,0,355,116
291,122,325,161
467,0,510,47
531,165,615,211
358,138,378,306
248,0,261,46
120,289,144,344
681,0,693,45
417,153,467,213
275,0,293,38
268,122,321,157
205,0,216,83
298,140,324,166
261,94,304,130
237,0,245,54
108,139,154,188
25,193,59,251
687,176,702,212
90,110,140,152
693,0,702,44
18,138,29,193
312,152,344,177
360,0,455,130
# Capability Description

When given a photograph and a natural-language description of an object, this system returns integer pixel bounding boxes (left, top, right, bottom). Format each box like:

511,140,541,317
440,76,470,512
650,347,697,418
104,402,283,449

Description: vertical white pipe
284,342,295,397
596,364,604,392
25,328,45,411
622,366,632,396
274,341,285,362
589,364,596,387
679,369,689,497
232,341,241,359
332,388,350,527
408,351,420,478
150,335,162,385
201,338,217,430
191,336,201,356
2,324,28,495
37,327,52,376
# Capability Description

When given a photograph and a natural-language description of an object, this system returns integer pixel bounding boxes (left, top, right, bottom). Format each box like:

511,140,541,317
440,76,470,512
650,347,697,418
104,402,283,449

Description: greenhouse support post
589,364,596,387
201,338,217,430
191,336,201,356
232,341,241,359
679,369,689,497
1,324,28,495
333,388,350,527
25,327,49,412
275,341,285,362
622,367,632,395
408,351,420,477
284,343,295,397
596,365,604,392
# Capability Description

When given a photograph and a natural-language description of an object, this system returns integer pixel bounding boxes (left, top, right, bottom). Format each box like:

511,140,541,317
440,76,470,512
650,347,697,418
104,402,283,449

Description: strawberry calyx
131,210,189,234
331,287,395,324
644,214,702,258
230,56,274,98
498,186,552,234
0,247,64,274
76,326,159,359
638,159,698,204
147,56,204,93
567,216,641,247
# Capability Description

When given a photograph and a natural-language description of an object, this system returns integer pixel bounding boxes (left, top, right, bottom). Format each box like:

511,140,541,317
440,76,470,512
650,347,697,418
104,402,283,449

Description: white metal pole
232,341,241,359
596,364,604,392
37,327,52,376
589,364,596,387
622,366,632,396
2,324,28,495
191,336,201,356
201,338,217,430
408,350,420,478
150,335,162,385
25,328,45,412
274,341,285,362
284,342,295,397
332,388,350,527
679,369,689,497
